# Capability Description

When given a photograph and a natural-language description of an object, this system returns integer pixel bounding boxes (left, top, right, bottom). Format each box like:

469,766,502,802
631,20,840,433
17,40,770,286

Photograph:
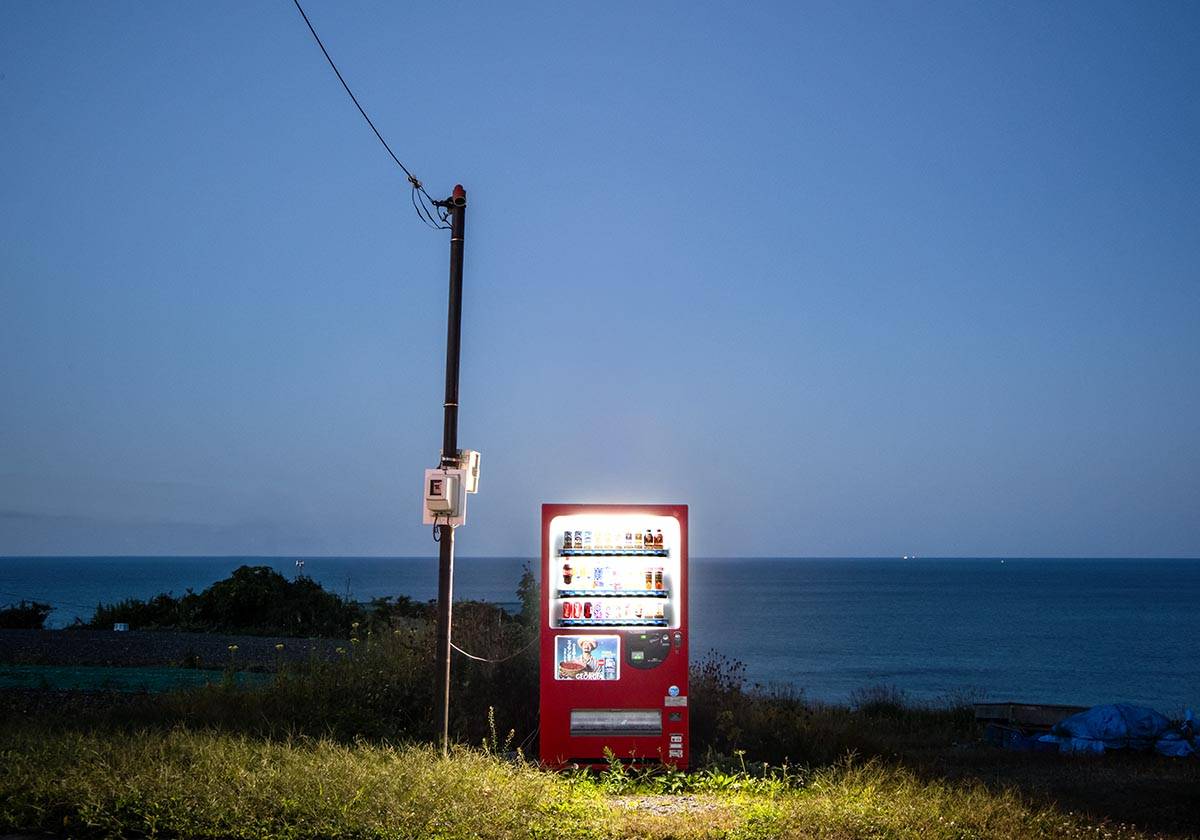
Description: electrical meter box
423,468,466,526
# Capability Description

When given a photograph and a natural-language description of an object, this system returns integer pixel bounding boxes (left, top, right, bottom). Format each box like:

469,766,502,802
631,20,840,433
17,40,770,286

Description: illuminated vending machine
539,503,688,768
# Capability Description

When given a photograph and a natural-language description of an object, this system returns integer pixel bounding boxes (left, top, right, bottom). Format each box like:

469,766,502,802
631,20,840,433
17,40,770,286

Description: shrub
849,683,911,717
0,600,53,630
89,566,366,636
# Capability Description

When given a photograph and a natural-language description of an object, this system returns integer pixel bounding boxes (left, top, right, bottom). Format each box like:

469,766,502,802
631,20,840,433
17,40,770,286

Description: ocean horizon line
2,554,1198,562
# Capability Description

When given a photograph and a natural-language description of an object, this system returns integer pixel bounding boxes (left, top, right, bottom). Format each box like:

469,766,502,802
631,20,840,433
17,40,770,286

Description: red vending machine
539,503,689,768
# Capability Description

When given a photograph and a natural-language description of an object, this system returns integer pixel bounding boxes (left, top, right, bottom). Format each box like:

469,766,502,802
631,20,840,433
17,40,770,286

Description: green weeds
0,726,1180,839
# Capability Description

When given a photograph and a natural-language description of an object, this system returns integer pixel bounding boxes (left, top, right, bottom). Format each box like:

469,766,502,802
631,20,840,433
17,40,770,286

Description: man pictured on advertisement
579,638,598,673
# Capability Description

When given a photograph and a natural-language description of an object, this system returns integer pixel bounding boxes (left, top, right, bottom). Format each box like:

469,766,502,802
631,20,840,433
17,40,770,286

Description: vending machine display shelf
559,618,669,627
560,548,669,557
558,589,669,598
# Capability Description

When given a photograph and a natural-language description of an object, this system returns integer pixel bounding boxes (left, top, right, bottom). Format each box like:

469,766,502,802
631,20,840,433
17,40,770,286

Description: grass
0,725,1184,840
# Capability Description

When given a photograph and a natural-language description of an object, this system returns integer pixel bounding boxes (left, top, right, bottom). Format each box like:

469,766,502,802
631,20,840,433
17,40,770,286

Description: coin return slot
570,709,662,737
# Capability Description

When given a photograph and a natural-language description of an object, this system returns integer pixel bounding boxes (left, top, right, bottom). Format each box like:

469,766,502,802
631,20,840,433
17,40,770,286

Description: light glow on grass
0,727,1164,840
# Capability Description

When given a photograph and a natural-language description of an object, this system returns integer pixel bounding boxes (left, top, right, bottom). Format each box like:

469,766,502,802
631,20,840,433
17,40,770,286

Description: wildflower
275,643,285,651
351,621,360,630
351,637,360,645
227,644,238,653
336,647,346,655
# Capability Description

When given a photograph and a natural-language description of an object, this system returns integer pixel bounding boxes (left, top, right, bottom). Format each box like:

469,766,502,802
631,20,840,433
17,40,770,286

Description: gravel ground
0,628,346,671
611,794,726,815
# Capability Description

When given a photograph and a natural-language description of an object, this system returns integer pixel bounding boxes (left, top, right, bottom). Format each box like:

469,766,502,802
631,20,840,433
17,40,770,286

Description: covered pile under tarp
1037,704,1196,757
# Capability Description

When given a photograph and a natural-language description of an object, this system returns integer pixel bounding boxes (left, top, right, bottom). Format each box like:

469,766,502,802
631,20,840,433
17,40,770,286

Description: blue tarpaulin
1035,704,1196,757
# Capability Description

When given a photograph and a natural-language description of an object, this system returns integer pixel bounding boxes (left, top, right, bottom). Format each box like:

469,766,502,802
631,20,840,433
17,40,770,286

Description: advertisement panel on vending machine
539,503,688,768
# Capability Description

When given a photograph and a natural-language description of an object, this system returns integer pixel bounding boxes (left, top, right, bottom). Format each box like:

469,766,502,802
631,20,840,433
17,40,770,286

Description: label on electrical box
664,696,688,707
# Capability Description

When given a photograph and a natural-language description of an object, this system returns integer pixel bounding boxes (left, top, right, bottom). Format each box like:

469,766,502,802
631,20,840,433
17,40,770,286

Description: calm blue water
1,556,1197,710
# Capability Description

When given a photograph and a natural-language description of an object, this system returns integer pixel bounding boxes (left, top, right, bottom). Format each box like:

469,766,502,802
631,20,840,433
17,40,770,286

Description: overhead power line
290,0,450,230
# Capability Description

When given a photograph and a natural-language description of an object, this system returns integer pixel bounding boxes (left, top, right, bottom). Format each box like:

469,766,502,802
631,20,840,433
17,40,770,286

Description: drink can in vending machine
603,657,616,680
583,601,592,619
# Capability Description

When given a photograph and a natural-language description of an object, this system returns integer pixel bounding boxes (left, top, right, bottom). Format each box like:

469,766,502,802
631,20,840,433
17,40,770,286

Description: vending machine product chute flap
570,709,662,737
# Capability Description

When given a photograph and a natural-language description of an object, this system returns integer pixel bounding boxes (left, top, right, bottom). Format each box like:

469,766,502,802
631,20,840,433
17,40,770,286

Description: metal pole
434,184,466,755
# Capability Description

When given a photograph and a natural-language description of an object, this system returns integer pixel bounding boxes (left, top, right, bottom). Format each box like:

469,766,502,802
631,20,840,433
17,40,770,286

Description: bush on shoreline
88,565,430,637
0,600,53,630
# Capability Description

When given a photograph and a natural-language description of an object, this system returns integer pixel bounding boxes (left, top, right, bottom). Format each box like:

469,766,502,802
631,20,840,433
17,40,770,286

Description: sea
1,556,1196,711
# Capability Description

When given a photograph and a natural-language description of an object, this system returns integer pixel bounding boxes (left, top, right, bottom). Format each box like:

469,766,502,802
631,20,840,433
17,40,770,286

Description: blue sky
1,1,1197,557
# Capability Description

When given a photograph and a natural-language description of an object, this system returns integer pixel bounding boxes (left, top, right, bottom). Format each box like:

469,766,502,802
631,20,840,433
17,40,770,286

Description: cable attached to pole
290,0,450,230
450,636,538,663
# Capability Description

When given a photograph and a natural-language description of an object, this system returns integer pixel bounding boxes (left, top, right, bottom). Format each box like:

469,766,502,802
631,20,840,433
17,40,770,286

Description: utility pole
433,184,466,755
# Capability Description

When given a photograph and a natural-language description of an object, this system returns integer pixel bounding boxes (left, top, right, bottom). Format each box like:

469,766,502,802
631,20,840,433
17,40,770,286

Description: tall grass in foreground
0,727,1162,840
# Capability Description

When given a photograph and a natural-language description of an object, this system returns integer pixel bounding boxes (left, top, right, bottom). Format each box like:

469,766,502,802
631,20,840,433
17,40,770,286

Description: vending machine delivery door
570,709,662,737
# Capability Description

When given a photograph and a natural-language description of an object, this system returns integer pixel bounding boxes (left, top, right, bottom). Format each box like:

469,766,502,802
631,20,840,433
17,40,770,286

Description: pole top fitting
432,185,467,209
